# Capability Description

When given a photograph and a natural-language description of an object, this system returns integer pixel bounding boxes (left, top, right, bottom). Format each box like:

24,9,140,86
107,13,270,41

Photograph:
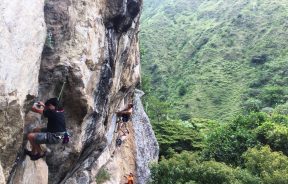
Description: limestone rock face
1,0,158,183
10,158,48,184
0,164,4,184
0,0,46,180
132,90,159,184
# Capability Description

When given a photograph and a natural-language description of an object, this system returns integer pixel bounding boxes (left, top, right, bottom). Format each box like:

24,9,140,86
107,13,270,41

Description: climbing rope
57,81,66,102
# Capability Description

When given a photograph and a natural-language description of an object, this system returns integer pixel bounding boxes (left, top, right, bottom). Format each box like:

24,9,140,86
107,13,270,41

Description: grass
95,168,110,184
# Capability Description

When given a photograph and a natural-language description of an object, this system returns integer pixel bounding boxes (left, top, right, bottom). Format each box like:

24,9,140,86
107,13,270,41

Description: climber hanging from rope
116,127,130,147
115,103,133,133
25,82,69,161
124,173,134,184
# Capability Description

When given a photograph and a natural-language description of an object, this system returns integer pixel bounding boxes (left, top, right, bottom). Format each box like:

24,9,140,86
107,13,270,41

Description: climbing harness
50,131,70,144
62,132,70,144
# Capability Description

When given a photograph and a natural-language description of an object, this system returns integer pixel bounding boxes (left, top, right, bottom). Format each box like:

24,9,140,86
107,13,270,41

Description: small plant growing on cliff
45,30,54,49
96,168,110,184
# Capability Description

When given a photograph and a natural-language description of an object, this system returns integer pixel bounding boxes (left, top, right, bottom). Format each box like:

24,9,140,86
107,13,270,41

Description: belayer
124,173,134,184
26,98,67,161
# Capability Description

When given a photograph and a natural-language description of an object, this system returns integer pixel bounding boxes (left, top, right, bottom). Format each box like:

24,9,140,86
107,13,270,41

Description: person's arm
117,108,132,116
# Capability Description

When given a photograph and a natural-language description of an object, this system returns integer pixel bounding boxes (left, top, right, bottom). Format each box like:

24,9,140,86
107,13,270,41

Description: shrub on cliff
96,168,110,184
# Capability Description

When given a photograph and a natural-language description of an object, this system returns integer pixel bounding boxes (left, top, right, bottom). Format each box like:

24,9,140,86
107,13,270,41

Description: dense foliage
243,146,288,184
150,152,260,184
149,112,288,183
202,113,266,165
140,0,288,183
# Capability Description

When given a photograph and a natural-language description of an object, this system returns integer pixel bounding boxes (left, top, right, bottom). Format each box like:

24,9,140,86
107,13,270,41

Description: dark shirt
43,109,66,133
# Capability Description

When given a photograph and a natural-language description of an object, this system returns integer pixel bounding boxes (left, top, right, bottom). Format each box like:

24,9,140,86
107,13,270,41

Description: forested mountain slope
140,0,288,121
140,1,288,183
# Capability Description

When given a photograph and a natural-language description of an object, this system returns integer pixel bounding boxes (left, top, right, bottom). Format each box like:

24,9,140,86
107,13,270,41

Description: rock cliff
0,0,159,183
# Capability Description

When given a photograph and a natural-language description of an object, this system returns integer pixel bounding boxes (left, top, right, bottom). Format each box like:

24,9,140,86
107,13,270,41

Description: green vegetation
140,0,288,121
153,119,202,157
202,113,265,166
150,152,260,184
45,30,54,49
140,0,288,182
149,112,288,183
95,168,110,184
243,146,288,184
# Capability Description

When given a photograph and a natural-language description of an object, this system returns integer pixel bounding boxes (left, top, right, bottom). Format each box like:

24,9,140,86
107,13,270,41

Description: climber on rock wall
124,173,134,184
25,98,67,161
115,103,133,132
116,128,130,147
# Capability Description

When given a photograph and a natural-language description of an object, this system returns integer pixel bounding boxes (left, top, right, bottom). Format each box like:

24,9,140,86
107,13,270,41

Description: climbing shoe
30,152,46,161
24,149,33,156
24,149,46,161
30,154,41,161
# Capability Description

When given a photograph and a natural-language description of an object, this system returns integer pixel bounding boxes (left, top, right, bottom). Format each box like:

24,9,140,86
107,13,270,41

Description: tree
150,152,260,184
243,146,288,184
256,122,288,155
203,113,267,165
153,120,202,157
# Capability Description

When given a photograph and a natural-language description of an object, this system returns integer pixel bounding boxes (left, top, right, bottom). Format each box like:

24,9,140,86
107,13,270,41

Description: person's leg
35,144,43,156
121,122,128,132
32,127,42,133
28,132,46,154
117,121,123,132
26,132,47,160
34,133,47,155
27,133,38,155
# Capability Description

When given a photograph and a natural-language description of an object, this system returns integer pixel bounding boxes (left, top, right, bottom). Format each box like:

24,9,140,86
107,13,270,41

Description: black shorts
122,115,129,122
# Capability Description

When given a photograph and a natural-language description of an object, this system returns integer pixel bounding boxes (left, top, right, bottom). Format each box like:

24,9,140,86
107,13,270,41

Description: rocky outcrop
97,90,159,184
132,90,159,184
1,0,159,183
99,117,137,184
0,164,4,184
9,159,48,184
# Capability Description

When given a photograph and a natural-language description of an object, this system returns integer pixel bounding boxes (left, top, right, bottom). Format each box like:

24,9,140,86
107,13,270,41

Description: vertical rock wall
132,90,159,184
0,0,46,181
0,164,4,184
36,0,142,183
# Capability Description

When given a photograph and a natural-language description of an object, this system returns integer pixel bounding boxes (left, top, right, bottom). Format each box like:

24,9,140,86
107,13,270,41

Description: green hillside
140,0,288,122
140,1,288,182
